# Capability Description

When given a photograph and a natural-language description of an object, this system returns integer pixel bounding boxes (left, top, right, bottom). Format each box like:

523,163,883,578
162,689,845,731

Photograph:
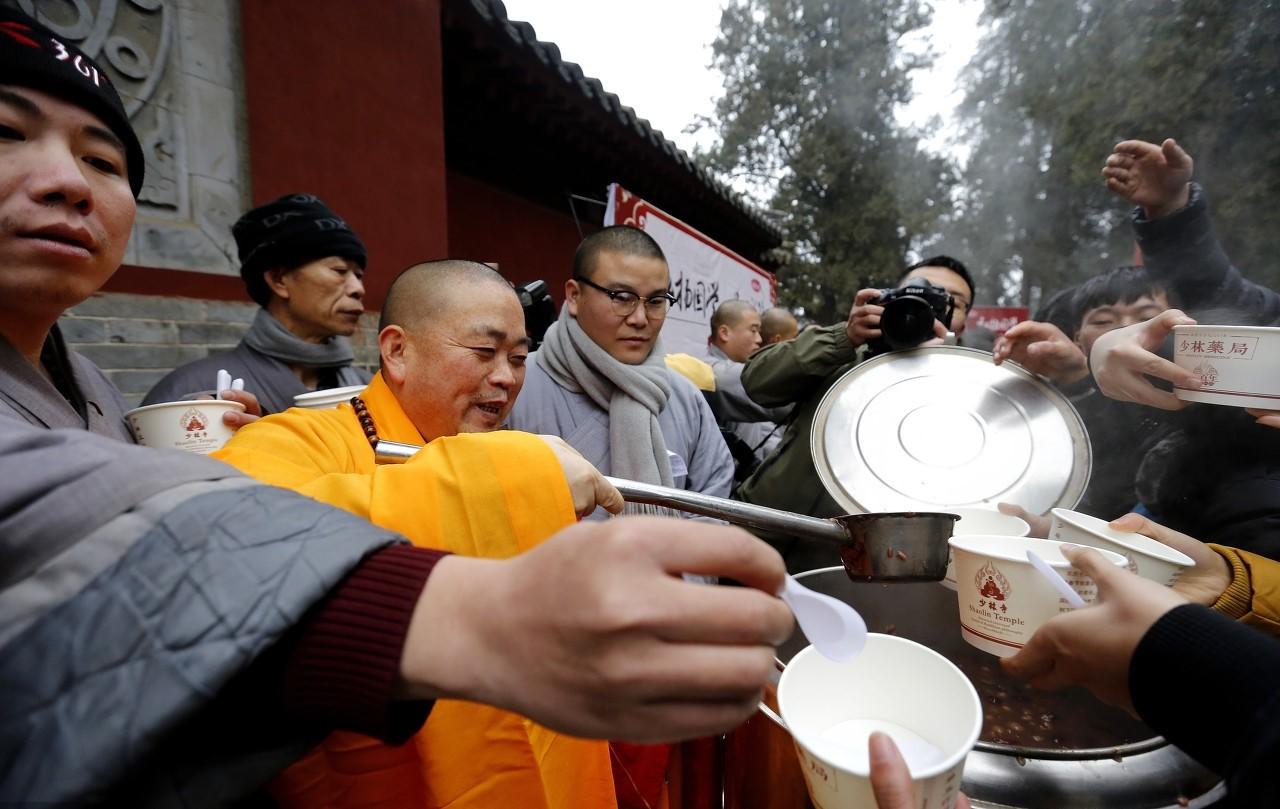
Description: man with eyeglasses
735,256,977,573
507,225,734,809
509,226,733,520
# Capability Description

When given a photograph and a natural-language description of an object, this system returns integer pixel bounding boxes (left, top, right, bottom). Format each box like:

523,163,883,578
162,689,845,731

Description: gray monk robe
0,416,438,806
144,309,370,414
0,325,133,441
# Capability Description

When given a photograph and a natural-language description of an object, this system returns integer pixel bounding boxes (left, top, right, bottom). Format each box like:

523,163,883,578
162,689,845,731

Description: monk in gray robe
143,193,371,413
0,321,133,441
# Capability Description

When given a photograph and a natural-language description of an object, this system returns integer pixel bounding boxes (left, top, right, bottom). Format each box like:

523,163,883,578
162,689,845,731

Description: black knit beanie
0,9,145,197
233,193,368,307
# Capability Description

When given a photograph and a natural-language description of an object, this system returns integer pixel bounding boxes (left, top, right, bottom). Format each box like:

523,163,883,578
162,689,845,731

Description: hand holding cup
1001,545,1189,712
1090,309,1199,409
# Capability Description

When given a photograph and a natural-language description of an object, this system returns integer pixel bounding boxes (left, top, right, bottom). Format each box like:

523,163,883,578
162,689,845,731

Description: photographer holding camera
735,256,975,572
849,265,968,353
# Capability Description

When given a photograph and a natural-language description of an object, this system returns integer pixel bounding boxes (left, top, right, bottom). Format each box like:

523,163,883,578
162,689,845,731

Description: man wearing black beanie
144,192,373,414
0,8,256,436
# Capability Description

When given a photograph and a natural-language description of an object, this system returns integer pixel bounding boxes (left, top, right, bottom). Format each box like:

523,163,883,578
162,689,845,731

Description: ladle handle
374,442,847,546
605,477,849,546
757,701,788,732
374,440,422,463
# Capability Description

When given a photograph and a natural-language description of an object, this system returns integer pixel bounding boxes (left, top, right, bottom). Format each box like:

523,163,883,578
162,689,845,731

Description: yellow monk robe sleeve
212,408,392,518
216,413,578,555
366,432,577,557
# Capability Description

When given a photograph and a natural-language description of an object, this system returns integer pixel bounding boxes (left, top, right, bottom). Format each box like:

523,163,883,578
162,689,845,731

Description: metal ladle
374,440,959,582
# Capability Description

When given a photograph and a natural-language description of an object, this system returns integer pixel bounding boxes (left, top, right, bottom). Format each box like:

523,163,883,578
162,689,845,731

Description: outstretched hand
1102,138,1193,219
1090,309,1199,409
537,434,625,517
1109,513,1231,607
993,321,1089,384
399,517,794,742
1002,545,1188,712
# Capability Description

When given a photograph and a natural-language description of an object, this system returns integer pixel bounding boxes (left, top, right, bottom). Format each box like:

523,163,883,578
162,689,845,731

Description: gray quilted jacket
0,416,404,807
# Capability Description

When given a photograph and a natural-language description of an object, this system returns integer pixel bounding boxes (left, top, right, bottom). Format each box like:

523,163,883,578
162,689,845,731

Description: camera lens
880,295,937,349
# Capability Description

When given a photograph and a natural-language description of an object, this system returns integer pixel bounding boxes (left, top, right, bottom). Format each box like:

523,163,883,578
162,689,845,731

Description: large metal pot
741,567,1224,809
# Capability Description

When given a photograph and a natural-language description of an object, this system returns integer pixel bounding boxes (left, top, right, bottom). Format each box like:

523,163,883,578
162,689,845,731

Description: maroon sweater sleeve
280,544,450,744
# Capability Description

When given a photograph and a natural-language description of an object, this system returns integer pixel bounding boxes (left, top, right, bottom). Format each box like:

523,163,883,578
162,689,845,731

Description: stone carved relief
11,0,246,275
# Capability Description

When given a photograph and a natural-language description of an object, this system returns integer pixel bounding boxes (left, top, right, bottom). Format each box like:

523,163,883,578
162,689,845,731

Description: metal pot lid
811,346,1091,515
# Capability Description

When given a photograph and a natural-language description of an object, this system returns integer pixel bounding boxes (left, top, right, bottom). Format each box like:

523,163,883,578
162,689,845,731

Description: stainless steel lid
811,346,1091,514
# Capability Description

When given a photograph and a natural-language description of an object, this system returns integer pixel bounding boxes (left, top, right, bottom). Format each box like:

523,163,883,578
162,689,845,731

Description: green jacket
735,323,866,571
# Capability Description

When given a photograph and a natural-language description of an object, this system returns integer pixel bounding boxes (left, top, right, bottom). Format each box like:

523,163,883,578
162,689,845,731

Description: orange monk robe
213,372,617,809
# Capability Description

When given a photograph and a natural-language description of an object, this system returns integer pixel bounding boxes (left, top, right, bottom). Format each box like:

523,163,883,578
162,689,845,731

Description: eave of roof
453,0,784,245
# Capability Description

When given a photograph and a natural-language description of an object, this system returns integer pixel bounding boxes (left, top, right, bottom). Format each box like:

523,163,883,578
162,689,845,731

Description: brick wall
62,293,381,407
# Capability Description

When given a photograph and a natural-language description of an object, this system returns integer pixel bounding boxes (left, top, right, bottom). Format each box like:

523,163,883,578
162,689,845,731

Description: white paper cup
949,534,1127,658
1049,508,1194,586
940,507,1032,591
126,399,245,454
778,636,981,809
1172,324,1280,408
292,384,367,410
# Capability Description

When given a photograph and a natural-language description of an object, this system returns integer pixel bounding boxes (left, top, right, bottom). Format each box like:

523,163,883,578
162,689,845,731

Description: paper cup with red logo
126,399,244,454
1049,508,1194,586
940,507,1032,591
1172,324,1280,408
948,535,1127,658
778,636,982,809
293,384,367,410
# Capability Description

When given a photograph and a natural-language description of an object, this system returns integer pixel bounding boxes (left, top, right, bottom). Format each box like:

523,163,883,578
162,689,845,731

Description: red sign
969,306,1029,338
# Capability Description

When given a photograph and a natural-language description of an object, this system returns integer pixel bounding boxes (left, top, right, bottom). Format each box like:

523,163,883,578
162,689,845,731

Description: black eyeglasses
574,274,678,318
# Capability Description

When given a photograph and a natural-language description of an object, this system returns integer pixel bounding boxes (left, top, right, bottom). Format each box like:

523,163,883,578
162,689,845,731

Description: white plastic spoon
1026,549,1086,609
780,575,868,662
216,369,231,400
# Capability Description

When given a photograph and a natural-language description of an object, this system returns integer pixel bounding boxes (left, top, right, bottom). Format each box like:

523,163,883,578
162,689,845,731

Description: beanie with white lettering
0,8,144,197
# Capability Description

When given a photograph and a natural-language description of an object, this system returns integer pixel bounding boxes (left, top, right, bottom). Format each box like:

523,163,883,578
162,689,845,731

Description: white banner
604,183,776,358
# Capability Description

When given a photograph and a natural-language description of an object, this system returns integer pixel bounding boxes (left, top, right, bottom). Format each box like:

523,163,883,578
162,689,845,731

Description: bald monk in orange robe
214,261,623,809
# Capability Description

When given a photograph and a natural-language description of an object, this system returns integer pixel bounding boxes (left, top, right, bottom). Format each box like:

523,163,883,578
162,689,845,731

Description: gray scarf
241,309,366,385
539,306,675,486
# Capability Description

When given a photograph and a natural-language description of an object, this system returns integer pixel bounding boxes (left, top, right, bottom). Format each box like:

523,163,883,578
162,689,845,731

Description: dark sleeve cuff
282,544,450,744
1130,603,1280,776
1131,182,1207,246
1054,375,1096,402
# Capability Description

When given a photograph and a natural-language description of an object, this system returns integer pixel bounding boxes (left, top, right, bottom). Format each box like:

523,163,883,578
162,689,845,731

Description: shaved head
710,299,762,362
709,299,756,335
573,225,666,281
379,260,515,332
760,307,799,344
377,259,530,440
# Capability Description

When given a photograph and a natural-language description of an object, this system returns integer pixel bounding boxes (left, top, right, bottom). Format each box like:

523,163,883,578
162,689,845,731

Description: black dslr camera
869,279,956,352
515,279,557,351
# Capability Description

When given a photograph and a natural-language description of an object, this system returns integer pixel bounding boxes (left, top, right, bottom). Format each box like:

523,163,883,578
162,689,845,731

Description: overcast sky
499,0,984,162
